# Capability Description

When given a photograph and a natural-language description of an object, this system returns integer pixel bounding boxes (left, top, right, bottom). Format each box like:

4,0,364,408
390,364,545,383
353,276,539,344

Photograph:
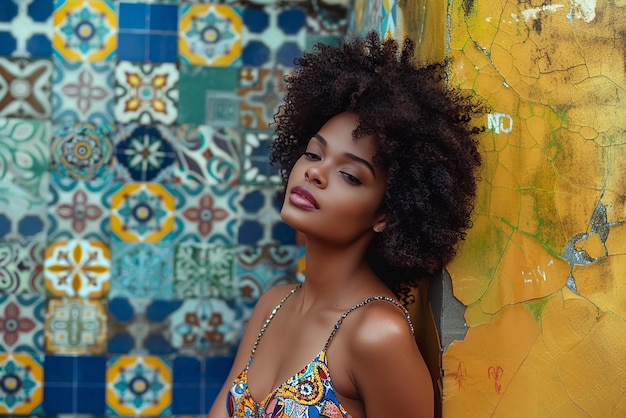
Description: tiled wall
0,0,349,416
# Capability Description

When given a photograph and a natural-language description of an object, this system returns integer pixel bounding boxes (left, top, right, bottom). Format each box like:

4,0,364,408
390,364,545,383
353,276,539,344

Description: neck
296,236,387,309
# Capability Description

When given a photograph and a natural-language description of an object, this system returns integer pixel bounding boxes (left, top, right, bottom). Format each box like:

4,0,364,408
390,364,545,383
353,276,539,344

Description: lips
289,186,319,209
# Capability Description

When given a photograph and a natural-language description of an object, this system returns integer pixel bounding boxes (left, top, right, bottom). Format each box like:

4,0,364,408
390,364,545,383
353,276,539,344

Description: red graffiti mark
454,362,466,390
488,366,504,394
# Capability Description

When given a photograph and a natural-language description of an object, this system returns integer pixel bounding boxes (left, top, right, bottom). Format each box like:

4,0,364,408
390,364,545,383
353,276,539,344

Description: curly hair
270,32,484,296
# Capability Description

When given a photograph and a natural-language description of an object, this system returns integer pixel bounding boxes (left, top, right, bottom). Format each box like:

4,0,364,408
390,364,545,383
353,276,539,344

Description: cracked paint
442,0,626,415
352,0,626,414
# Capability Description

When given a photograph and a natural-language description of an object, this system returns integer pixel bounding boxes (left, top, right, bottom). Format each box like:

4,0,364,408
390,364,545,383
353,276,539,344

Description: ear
372,213,389,233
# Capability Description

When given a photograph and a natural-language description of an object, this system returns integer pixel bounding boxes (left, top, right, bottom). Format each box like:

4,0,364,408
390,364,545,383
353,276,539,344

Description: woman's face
281,112,387,246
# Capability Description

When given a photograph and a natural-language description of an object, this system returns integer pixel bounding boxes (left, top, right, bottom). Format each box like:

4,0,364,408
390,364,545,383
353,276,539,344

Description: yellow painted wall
352,0,626,416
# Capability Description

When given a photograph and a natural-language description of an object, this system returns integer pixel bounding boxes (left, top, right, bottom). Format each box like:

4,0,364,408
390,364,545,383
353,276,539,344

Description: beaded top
226,285,414,418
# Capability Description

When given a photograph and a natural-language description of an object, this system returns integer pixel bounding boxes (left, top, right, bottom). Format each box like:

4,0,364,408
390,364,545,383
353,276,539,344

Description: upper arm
351,304,434,418
207,284,299,418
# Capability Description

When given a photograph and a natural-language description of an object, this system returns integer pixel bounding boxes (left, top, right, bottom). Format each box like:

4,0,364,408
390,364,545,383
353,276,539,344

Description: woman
208,32,482,418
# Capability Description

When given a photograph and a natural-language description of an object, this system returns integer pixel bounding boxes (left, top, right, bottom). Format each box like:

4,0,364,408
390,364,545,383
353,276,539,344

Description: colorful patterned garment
226,285,414,418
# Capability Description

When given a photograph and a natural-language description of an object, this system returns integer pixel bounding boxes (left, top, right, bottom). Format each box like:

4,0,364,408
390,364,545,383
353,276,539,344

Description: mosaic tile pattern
52,0,117,61
0,2,326,416
179,4,242,67
106,355,172,417
51,58,114,124
0,0,53,58
114,61,179,125
0,353,43,415
0,57,52,119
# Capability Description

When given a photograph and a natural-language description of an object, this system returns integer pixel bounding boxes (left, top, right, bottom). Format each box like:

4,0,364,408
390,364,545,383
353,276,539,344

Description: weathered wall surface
352,0,626,416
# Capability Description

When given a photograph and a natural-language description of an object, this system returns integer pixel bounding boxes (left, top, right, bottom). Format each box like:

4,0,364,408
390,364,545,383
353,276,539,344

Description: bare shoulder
254,283,301,313
346,300,435,417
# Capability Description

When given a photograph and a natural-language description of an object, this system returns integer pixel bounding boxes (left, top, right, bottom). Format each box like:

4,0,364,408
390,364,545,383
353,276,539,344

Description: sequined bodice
226,286,414,418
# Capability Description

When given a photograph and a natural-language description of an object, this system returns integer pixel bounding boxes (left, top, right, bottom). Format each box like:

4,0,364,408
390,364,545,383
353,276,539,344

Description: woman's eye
341,171,362,185
303,152,320,160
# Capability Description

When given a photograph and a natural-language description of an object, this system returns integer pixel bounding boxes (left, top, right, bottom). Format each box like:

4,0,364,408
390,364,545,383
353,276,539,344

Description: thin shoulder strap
247,285,302,365
323,296,414,352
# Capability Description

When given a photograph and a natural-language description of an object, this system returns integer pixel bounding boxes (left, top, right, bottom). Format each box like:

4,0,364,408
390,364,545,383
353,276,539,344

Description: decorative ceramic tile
178,64,239,125
235,245,300,305
44,298,107,354
117,2,178,63
240,129,281,185
304,0,349,36
242,6,306,67
50,122,114,180
173,243,235,298
52,0,117,61
43,355,106,414
0,211,47,243
174,184,238,244
179,4,242,67
0,118,51,203
173,125,241,186
0,294,45,353
51,58,114,124
114,61,179,125
169,297,244,355
109,242,173,299
239,67,286,129
237,186,297,245
47,172,111,242
112,124,178,183
107,297,181,355
109,182,176,242
0,0,53,58
0,240,45,294
0,57,52,119
205,355,233,413
0,353,43,415
106,355,172,417
381,0,397,38
44,239,111,298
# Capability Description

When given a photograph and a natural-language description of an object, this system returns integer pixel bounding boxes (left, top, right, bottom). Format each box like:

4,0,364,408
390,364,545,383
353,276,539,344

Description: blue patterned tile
52,0,117,62
107,297,181,354
109,242,174,299
0,0,53,58
117,2,178,63
237,186,296,246
43,355,106,414
51,58,114,125
47,172,112,243
0,353,44,415
174,183,239,244
205,355,233,413
239,67,286,130
235,244,300,305
168,297,245,355
112,124,178,183
240,129,281,185
0,294,45,353
242,6,305,68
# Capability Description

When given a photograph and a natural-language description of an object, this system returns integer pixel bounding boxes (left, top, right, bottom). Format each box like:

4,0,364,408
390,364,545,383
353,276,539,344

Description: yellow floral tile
179,4,242,67
110,182,176,242
106,355,172,416
53,0,117,61
0,353,43,415
44,239,111,298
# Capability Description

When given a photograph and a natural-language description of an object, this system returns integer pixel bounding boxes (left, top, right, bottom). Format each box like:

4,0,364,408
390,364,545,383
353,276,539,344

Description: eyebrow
313,133,377,178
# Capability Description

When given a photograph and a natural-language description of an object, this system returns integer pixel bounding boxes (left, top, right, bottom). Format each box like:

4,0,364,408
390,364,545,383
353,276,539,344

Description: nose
304,164,327,188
